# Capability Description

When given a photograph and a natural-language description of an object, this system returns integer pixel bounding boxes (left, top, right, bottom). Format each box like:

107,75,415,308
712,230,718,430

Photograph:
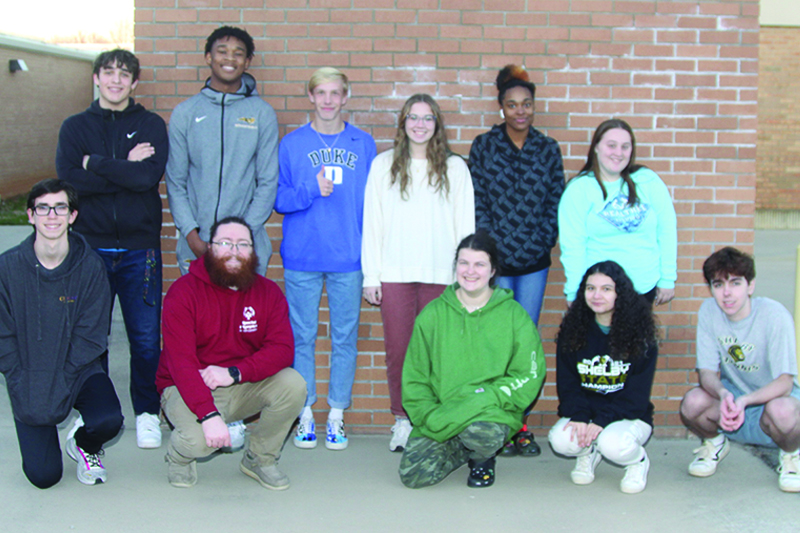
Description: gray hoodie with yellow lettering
166,73,279,275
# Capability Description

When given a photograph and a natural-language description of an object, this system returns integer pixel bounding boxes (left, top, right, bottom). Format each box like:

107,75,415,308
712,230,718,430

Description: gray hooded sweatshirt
166,73,279,275
0,232,111,426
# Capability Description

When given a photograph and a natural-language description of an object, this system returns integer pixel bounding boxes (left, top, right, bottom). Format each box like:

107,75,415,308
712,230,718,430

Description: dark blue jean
97,248,162,416
14,373,123,489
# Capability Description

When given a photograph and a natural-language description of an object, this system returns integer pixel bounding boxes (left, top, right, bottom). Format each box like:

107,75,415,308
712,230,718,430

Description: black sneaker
499,439,518,457
514,430,541,457
467,457,496,488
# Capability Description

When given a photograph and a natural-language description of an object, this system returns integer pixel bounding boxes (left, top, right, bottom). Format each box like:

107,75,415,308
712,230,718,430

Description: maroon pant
381,282,447,417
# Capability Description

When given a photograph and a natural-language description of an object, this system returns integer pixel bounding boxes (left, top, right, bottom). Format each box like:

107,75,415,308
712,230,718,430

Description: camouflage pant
398,422,509,488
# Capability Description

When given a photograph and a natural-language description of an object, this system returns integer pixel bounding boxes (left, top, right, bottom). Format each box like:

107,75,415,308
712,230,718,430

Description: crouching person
156,217,305,489
399,232,545,488
0,179,123,488
548,261,658,494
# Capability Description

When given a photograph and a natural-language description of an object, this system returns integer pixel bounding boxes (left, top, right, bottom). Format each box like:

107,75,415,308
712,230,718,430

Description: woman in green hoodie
399,231,546,488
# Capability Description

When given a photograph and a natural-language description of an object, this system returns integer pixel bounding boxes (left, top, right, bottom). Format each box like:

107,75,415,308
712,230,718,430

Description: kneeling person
399,232,545,488
0,179,123,488
156,217,305,489
680,247,800,492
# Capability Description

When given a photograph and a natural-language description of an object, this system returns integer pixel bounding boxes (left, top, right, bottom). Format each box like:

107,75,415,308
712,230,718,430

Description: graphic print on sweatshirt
307,147,359,185
718,334,759,373
597,192,650,233
239,306,258,333
577,354,631,394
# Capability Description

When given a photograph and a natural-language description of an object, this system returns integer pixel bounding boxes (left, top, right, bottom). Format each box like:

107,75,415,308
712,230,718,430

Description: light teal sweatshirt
558,167,677,301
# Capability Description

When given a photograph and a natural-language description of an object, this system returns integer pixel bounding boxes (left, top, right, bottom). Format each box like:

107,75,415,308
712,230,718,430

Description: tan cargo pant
161,367,306,466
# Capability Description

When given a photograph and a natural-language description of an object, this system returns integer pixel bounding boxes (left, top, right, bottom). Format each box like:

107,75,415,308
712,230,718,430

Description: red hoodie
155,256,294,419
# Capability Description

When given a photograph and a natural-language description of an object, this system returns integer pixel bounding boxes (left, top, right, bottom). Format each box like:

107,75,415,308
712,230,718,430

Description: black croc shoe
467,457,496,488
499,439,518,457
515,430,541,457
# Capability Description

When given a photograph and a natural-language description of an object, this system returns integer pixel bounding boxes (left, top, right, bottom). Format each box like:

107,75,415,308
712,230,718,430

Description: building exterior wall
756,27,800,211
0,41,93,198
137,0,760,437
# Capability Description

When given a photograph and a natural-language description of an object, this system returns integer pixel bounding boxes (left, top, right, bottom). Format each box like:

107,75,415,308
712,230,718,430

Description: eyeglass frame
32,203,71,216
210,240,254,253
405,113,436,125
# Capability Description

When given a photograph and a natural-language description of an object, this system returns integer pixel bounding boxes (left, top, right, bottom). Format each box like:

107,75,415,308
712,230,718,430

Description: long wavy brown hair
390,94,452,200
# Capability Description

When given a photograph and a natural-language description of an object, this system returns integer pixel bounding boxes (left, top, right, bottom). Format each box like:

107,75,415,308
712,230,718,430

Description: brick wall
0,47,93,198
135,0,759,438
756,26,800,211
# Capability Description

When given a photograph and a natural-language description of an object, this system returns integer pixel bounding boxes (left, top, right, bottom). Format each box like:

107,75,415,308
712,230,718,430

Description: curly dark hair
496,64,536,105
557,261,657,361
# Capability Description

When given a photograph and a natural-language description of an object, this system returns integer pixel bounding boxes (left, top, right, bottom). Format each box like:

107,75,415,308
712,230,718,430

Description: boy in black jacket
56,49,167,449
0,179,123,488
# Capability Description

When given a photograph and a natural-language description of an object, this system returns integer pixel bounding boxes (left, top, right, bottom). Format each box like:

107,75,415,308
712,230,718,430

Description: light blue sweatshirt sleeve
558,176,592,301
648,173,677,288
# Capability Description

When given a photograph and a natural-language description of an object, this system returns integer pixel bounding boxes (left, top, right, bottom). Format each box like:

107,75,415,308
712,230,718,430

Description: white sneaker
571,445,602,485
390,418,412,452
778,449,800,493
223,420,246,452
67,415,84,442
620,452,650,494
688,436,730,477
136,413,162,449
293,416,317,449
326,418,348,450
66,437,107,485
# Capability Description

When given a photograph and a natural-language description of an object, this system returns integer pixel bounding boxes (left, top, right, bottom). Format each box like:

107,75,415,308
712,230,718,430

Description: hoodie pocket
7,369,73,426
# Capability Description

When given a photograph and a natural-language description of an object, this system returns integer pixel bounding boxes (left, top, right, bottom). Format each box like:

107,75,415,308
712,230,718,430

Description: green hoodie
402,284,546,443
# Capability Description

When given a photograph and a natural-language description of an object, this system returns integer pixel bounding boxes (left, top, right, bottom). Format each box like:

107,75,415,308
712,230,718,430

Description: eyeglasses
211,241,253,252
33,204,70,216
406,114,436,125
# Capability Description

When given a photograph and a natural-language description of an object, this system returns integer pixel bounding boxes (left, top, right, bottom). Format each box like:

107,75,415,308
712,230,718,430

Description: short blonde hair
308,67,349,95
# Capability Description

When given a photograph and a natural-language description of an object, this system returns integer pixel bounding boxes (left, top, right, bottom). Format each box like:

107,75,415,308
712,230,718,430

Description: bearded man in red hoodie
156,216,305,490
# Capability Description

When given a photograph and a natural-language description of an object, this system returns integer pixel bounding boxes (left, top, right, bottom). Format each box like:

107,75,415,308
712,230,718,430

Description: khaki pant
162,368,305,466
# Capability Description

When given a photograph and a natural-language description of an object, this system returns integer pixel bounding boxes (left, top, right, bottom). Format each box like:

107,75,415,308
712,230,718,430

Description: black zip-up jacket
56,98,168,250
469,124,565,276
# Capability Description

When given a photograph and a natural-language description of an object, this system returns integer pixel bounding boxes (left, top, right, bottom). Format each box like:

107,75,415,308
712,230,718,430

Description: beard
204,249,259,291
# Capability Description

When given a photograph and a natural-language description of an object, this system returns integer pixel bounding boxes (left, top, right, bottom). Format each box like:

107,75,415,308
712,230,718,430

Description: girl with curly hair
362,94,475,452
558,119,677,306
548,261,659,494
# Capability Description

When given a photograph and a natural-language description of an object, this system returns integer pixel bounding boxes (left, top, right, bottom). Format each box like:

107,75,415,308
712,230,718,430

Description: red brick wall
136,0,759,437
756,26,800,211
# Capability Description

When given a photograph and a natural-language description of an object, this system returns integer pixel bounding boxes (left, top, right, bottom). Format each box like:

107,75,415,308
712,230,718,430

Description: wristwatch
228,366,241,384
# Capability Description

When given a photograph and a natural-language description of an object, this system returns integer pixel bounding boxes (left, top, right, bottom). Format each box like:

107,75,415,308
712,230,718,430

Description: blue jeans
496,268,549,326
97,249,162,416
284,269,363,410
14,373,123,489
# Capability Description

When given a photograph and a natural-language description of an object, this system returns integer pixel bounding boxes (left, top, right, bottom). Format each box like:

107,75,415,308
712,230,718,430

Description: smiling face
27,191,77,243
404,101,436,151
210,222,253,274
501,85,534,134
309,80,347,125
456,248,495,297
205,36,251,93
585,273,617,325
93,61,137,111
594,127,633,181
709,275,755,322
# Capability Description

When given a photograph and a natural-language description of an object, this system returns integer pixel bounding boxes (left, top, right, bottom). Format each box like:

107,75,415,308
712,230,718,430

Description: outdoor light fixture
9,59,28,73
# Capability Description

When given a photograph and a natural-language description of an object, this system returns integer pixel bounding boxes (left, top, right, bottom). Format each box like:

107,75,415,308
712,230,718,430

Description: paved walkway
0,227,798,532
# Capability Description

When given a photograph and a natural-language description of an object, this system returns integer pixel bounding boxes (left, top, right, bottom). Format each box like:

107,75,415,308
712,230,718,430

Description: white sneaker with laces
688,436,729,477
620,452,650,494
390,418,412,452
326,418,348,450
294,416,317,449
778,449,800,493
223,420,246,452
136,413,162,449
571,445,602,485
66,437,107,485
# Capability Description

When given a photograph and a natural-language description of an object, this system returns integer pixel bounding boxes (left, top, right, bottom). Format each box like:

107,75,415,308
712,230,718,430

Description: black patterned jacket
468,124,565,276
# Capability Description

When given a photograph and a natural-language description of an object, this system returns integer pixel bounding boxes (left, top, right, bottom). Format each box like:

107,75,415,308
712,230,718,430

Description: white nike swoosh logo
127,132,136,139
195,116,207,123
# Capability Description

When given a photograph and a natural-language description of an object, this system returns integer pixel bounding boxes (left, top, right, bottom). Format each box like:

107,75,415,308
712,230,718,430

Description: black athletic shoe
467,457,496,488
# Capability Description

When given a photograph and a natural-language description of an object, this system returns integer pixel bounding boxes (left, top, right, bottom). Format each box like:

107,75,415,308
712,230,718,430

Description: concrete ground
0,227,798,532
